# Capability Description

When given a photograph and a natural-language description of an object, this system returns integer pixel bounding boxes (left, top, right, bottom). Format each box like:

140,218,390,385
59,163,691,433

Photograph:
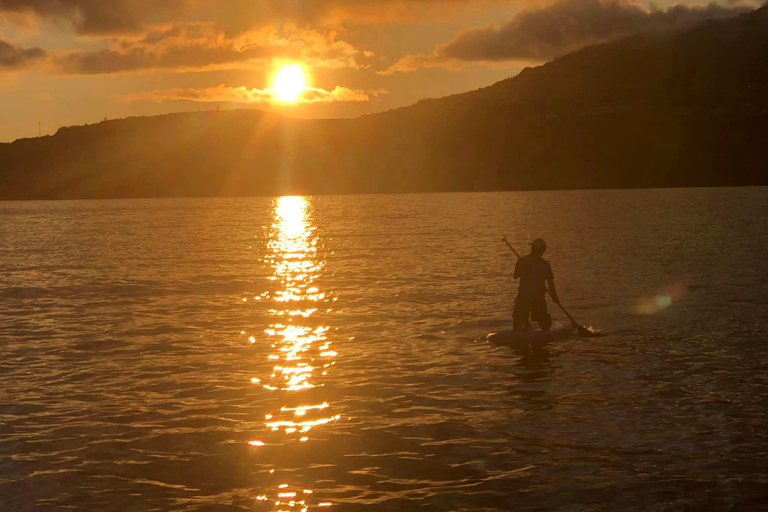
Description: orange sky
0,0,754,142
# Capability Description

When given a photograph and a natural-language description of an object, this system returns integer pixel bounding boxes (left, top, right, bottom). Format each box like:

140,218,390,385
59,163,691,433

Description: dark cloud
383,0,755,73
0,38,46,69
56,45,269,74
443,0,753,61
0,0,186,34
0,0,512,34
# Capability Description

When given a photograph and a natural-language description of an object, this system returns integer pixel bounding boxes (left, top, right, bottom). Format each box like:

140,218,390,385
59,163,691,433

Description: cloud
115,83,383,104
0,37,46,69
378,52,465,75
381,0,755,74
203,0,516,30
56,45,268,75
0,0,515,35
53,22,372,74
0,10,38,36
0,0,187,35
54,24,274,74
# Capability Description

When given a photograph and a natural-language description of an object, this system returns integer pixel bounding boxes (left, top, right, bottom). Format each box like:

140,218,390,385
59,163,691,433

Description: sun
273,65,307,103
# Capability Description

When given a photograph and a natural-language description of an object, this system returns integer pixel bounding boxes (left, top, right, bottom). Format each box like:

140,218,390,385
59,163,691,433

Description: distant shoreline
2,184,767,204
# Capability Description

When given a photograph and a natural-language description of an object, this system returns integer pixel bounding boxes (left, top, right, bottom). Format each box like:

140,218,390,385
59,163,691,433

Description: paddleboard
486,327,573,348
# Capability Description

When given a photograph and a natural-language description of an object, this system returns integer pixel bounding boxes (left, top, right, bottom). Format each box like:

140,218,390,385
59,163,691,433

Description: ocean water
1,188,767,511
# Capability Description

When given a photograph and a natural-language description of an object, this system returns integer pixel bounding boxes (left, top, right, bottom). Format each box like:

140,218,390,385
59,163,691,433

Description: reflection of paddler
512,238,560,332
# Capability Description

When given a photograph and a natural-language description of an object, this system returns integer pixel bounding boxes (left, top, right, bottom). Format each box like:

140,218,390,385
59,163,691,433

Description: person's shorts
513,298,549,328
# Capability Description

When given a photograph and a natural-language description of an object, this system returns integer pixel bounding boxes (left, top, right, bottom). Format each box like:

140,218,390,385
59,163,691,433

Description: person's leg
513,300,531,331
532,300,552,331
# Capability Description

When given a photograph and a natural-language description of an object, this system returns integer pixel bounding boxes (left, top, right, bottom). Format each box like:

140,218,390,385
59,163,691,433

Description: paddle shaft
501,237,584,330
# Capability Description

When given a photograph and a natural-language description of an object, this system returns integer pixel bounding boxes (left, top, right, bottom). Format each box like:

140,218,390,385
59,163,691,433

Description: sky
0,0,757,142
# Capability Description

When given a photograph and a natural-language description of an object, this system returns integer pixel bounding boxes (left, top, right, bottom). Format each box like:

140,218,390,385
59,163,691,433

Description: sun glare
273,65,307,103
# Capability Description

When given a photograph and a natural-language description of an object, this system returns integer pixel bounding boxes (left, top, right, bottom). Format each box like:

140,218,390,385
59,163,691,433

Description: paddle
502,236,595,337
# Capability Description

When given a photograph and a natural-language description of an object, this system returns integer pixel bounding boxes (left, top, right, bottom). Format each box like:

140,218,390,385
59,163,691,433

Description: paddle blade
575,324,605,337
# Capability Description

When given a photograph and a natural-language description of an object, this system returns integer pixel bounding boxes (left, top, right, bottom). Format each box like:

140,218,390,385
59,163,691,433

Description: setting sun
273,65,307,103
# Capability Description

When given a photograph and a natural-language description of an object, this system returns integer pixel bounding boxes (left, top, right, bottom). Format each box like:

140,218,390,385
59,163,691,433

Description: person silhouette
513,238,560,331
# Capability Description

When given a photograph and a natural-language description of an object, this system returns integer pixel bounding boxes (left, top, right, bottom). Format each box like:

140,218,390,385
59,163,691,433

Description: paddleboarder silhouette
501,236,597,337
512,238,559,332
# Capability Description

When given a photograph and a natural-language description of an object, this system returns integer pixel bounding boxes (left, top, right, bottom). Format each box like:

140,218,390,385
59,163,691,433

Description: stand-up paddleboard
486,326,574,349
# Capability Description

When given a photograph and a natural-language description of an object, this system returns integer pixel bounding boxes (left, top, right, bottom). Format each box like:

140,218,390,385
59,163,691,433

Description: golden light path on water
245,196,340,511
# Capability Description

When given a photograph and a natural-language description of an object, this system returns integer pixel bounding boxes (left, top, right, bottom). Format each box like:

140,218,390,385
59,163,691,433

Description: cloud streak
381,0,755,74
0,37,46,70
115,84,383,104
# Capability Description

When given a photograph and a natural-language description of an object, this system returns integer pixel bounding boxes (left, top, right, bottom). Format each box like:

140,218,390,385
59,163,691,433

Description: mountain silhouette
1,5,766,200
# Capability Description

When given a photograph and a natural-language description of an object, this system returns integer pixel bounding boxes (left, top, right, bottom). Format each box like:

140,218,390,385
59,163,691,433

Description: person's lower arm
549,280,559,301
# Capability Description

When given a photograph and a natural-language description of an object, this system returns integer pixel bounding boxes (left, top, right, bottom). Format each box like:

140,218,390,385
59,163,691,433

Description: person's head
530,238,547,257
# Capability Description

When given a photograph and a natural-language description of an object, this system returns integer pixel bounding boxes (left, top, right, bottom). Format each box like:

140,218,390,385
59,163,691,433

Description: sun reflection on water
244,196,339,510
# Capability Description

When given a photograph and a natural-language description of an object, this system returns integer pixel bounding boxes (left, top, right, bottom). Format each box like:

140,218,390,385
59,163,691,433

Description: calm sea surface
1,189,767,511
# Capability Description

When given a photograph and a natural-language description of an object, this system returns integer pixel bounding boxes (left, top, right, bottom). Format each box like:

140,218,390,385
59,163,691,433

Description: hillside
1,5,767,200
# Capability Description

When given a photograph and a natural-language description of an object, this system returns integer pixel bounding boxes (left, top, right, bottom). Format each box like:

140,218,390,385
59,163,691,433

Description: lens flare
635,282,687,315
